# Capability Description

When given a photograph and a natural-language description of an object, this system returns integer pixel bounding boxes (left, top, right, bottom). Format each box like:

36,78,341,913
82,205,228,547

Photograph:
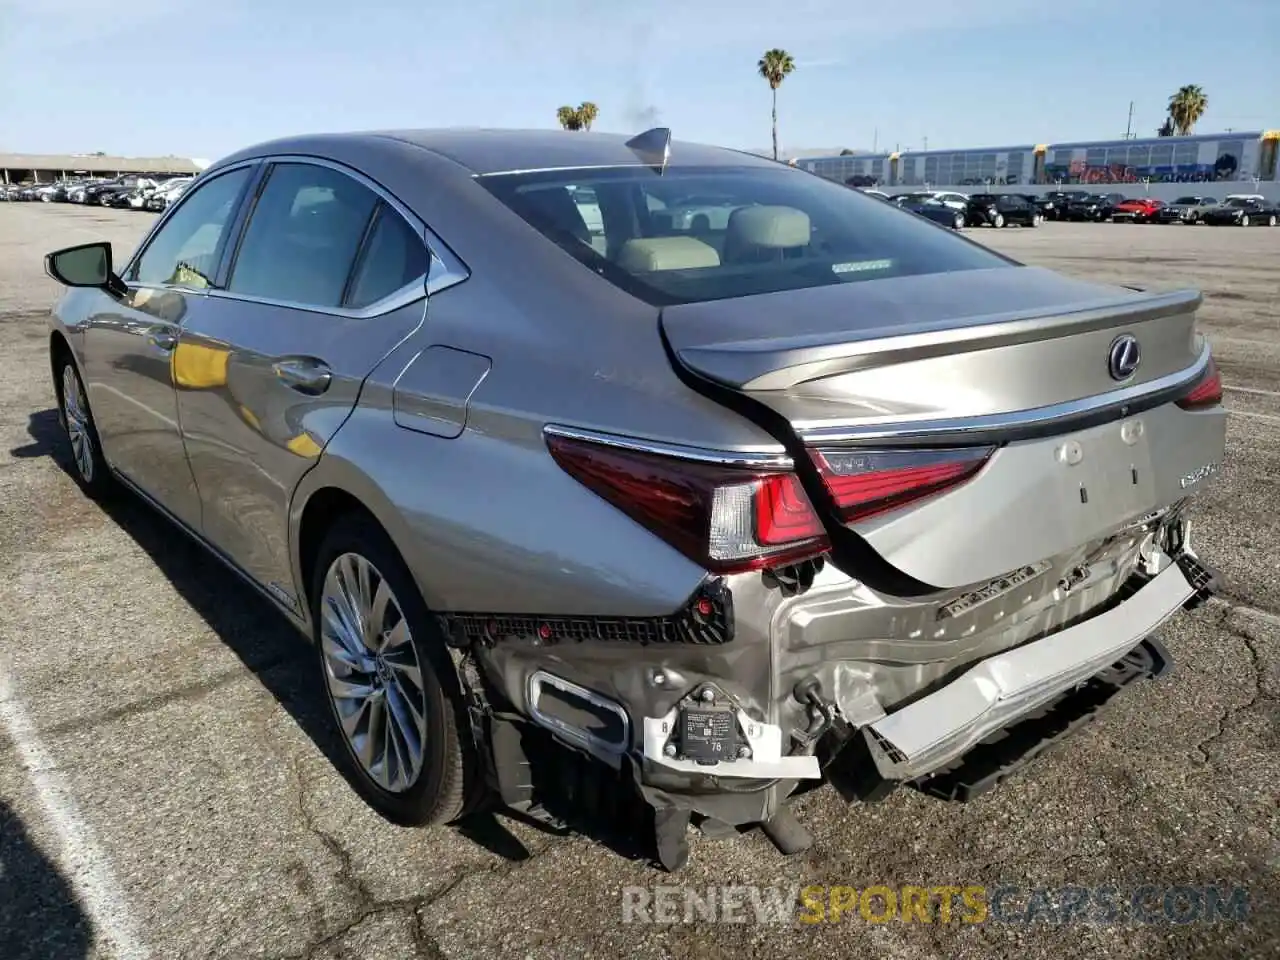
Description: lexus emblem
1108,334,1141,381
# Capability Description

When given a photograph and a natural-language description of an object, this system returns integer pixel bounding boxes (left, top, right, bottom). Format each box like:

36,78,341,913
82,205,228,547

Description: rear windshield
478,165,1012,306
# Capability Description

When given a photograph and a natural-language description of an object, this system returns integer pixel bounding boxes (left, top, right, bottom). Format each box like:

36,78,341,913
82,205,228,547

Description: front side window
228,163,378,308
480,165,1011,306
131,167,251,289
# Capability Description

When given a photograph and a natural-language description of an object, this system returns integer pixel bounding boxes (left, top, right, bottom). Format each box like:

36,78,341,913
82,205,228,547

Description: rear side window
228,163,378,308
345,204,431,309
479,165,1011,306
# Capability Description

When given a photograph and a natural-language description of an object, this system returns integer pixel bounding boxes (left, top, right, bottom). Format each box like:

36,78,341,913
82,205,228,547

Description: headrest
726,205,810,248
616,237,721,273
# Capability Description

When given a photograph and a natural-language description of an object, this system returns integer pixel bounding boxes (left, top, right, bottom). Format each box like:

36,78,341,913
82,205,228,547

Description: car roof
214,128,782,176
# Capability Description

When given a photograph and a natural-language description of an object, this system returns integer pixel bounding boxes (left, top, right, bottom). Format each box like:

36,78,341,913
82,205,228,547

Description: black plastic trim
443,578,735,646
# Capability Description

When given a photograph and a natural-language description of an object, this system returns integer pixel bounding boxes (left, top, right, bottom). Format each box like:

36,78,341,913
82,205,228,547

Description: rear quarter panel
276,140,786,619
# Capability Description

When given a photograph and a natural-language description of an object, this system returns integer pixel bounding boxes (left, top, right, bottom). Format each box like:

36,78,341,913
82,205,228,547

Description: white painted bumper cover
865,562,1195,780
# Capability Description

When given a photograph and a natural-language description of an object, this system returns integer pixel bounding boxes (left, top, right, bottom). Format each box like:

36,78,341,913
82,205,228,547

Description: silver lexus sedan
43,128,1226,869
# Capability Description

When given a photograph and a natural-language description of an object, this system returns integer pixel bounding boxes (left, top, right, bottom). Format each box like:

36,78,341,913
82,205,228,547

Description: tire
310,513,478,827
57,357,114,497
992,213,1005,228
1268,215,1277,227
1241,215,1250,227
952,214,964,230
1029,214,1041,228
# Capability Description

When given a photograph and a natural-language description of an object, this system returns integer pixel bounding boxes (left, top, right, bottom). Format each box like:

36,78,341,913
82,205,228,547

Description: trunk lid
660,266,1223,590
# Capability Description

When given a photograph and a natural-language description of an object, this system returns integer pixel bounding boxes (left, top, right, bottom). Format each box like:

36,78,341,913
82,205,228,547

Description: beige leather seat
722,205,811,263
616,236,721,273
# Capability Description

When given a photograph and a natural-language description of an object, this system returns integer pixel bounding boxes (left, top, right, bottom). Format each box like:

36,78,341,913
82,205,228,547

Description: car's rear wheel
1029,214,1041,228
57,359,113,497
312,514,477,827
1241,215,1250,226
1268,215,1277,227
952,213,964,230
992,213,1005,228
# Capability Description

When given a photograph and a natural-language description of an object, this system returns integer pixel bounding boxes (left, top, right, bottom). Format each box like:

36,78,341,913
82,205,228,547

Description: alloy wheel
319,552,429,794
61,365,94,483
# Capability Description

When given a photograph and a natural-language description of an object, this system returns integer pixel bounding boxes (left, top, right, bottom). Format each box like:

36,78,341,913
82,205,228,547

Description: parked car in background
68,180,108,203
99,184,139,207
41,127,1226,869
34,183,70,202
1202,195,1280,226
1110,198,1166,223
893,190,968,212
1018,194,1058,219
897,195,967,230
1067,192,1128,222
859,189,891,201
965,193,1041,228
1044,190,1090,219
144,177,193,211
116,177,178,210
79,180,123,205
1155,196,1217,224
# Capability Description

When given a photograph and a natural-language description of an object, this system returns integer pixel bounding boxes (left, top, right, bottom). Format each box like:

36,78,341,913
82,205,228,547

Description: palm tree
1157,116,1175,137
556,102,599,131
757,49,796,161
1168,85,1208,136
556,105,582,130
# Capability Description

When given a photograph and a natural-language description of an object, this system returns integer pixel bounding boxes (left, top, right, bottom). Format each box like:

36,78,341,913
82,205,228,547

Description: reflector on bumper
864,560,1196,781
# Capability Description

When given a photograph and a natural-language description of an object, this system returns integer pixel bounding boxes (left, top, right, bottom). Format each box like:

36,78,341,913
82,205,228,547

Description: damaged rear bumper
462,535,1217,834
860,556,1204,784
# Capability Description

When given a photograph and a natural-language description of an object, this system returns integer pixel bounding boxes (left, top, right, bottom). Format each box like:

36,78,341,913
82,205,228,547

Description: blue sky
3,0,1277,161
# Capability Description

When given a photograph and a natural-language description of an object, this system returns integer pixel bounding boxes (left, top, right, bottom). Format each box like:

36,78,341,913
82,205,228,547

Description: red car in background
1111,197,1166,223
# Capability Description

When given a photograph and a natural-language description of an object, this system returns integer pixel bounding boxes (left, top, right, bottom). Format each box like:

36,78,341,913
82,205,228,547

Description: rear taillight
810,446,994,523
546,432,829,574
1176,357,1222,410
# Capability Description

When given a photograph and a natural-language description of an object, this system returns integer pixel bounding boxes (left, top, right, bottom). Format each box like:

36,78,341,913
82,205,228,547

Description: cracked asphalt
0,205,1276,959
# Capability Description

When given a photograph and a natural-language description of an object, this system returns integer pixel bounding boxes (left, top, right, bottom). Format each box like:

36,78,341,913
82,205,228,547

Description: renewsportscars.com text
621,884,1251,925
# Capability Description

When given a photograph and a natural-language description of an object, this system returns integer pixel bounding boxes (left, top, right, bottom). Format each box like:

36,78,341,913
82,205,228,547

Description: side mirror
45,241,127,296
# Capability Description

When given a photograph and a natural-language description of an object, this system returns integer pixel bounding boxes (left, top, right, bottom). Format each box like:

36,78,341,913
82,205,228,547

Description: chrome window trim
127,155,470,318
238,154,470,303
206,281,428,320
543,424,792,469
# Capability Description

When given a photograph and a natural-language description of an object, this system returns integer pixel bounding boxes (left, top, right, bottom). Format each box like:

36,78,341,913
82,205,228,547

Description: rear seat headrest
726,205,810,248
616,236,721,272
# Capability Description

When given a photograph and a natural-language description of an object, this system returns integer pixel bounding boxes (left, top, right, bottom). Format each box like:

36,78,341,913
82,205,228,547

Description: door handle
273,358,332,395
147,330,178,351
